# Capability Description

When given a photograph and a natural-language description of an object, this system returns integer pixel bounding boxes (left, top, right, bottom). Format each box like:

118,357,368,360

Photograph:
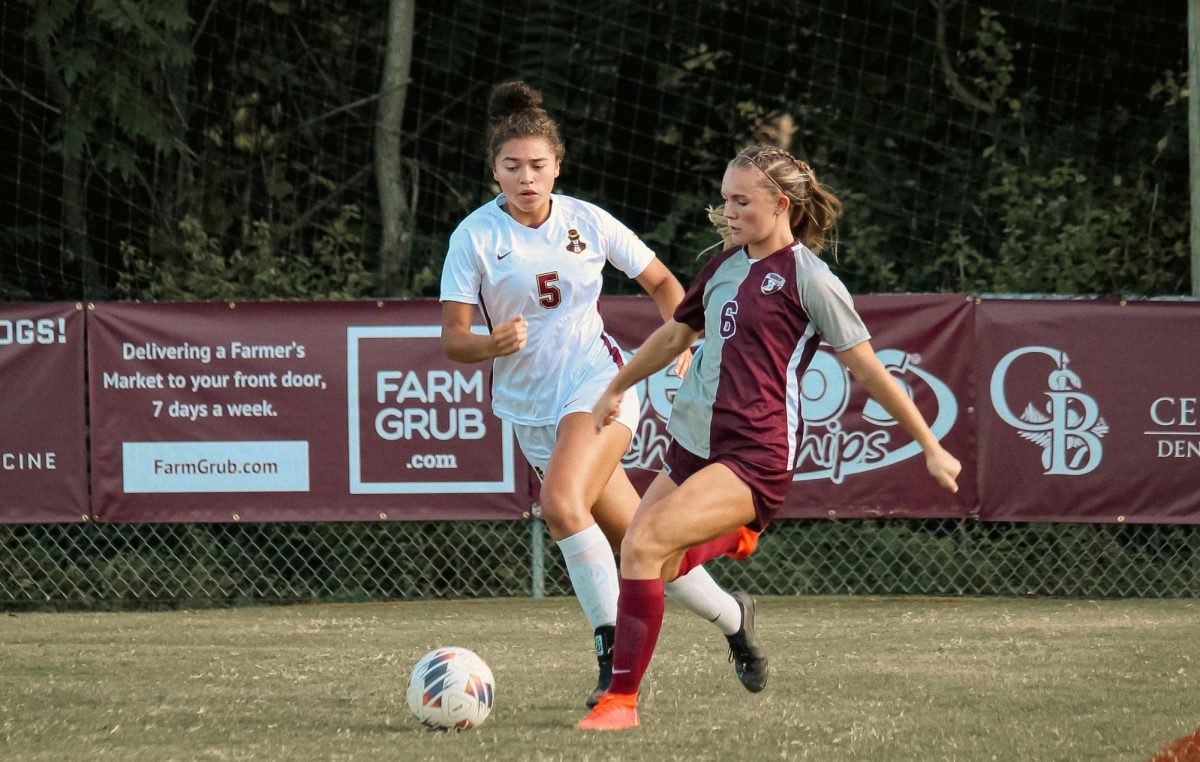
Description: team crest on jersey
565,228,587,254
761,272,786,294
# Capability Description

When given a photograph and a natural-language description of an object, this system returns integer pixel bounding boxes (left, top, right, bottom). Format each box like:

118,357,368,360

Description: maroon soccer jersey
668,241,870,472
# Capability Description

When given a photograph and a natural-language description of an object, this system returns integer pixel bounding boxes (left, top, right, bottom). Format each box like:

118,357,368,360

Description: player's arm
634,259,685,321
634,258,693,377
836,340,961,493
440,300,526,363
593,319,698,431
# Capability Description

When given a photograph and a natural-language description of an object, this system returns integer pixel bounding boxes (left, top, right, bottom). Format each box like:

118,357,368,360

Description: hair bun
488,81,543,122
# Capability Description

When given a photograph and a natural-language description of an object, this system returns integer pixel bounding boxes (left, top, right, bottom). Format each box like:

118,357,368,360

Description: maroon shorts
662,440,792,531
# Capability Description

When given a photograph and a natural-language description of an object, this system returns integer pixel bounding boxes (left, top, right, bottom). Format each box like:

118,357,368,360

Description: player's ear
553,159,561,179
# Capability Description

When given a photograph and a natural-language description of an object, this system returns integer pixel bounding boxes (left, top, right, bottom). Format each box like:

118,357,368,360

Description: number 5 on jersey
537,272,561,309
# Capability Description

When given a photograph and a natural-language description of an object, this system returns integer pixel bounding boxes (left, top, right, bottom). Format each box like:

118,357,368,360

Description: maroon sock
608,577,665,696
675,529,743,577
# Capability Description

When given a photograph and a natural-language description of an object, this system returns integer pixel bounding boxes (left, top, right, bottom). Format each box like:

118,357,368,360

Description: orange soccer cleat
576,691,639,730
727,526,760,560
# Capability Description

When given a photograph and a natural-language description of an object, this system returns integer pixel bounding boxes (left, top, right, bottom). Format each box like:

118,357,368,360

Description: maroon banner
0,302,88,523
88,300,528,522
71,295,1200,525
599,294,976,519
977,298,1200,523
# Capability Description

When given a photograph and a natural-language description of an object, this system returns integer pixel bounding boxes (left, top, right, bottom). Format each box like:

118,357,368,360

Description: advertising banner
977,298,1200,523
0,302,88,523
68,295,1200,525
88,300,528,522
599,293,977,519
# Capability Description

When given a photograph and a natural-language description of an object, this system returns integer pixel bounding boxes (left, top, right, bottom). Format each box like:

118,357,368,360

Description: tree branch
0,69,62,114
273,163,372,242
931,0,996,115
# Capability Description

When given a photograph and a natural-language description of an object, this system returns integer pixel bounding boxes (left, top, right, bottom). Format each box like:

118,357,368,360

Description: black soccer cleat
587,624,616,708
725,591,768,693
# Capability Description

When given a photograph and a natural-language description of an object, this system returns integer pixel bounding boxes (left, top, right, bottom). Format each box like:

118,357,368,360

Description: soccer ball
406,646,495,730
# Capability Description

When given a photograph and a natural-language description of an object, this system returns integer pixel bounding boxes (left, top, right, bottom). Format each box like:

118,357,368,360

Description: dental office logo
619,343,958,484
990,346,1108,475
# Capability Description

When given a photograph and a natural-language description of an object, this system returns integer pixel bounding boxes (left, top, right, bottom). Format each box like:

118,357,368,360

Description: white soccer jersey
440,193,655,425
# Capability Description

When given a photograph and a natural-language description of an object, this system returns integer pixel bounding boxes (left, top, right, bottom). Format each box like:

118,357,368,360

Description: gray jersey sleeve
797,258,870,352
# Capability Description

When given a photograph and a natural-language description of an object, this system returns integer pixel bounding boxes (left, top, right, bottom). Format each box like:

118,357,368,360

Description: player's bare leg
579,465,763,730
589,457,639,552
631,464,768,690
541,412,632,707
623,463,758,579
541,412,632,540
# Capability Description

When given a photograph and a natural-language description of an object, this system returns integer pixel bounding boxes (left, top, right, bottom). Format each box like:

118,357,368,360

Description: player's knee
619,523,666,569
538,484,590,536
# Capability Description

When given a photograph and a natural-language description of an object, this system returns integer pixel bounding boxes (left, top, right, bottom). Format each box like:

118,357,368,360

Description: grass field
1,596,1197,761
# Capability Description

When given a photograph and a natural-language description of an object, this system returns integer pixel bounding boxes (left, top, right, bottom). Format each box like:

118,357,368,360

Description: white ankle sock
665,565,742,635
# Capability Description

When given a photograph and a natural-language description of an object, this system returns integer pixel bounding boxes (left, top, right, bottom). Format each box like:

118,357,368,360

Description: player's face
720,165,784,248
493,137,561,225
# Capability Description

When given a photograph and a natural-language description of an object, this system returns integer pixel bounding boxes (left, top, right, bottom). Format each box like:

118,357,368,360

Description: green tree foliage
115,205,371,301
916,11,1189,295
27,0,191,178
3,0,1189,301
14,0,382,300
21,0,192,296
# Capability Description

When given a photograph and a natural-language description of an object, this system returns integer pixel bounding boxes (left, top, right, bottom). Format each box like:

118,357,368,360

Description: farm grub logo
761,272,786,294
564,228,587,254
990,346,1107,475
372,368,486,447
620,342,957,484
346,326,515,494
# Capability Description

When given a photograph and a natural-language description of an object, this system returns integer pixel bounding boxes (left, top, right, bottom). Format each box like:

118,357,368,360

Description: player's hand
673,349,692,379
592,387,623,432
490,316,527,357
925,447,962,493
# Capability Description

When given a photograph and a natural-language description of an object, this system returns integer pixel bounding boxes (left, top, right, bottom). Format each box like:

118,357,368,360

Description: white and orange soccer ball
406,646,495,730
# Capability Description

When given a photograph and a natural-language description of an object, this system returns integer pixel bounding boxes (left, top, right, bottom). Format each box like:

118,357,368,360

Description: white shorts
514,376,641,477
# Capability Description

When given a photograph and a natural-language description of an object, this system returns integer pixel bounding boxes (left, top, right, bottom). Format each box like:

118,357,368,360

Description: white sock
556,523,619,629
665,565,743,635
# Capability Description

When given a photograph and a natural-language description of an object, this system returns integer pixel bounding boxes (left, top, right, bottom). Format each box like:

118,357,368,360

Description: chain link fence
2,518,1196,610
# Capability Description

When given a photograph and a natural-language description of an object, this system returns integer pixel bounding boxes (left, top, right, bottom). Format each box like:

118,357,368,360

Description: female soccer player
440,81,765,707
578,145,963,730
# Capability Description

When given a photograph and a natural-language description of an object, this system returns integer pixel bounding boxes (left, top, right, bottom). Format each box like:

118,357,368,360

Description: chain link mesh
2,519,1195,609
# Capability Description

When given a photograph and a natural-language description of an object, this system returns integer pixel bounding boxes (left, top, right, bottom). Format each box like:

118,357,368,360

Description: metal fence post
531,517,545,598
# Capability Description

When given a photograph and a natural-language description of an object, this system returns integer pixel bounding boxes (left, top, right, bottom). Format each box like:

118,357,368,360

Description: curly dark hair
485,80,565,165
